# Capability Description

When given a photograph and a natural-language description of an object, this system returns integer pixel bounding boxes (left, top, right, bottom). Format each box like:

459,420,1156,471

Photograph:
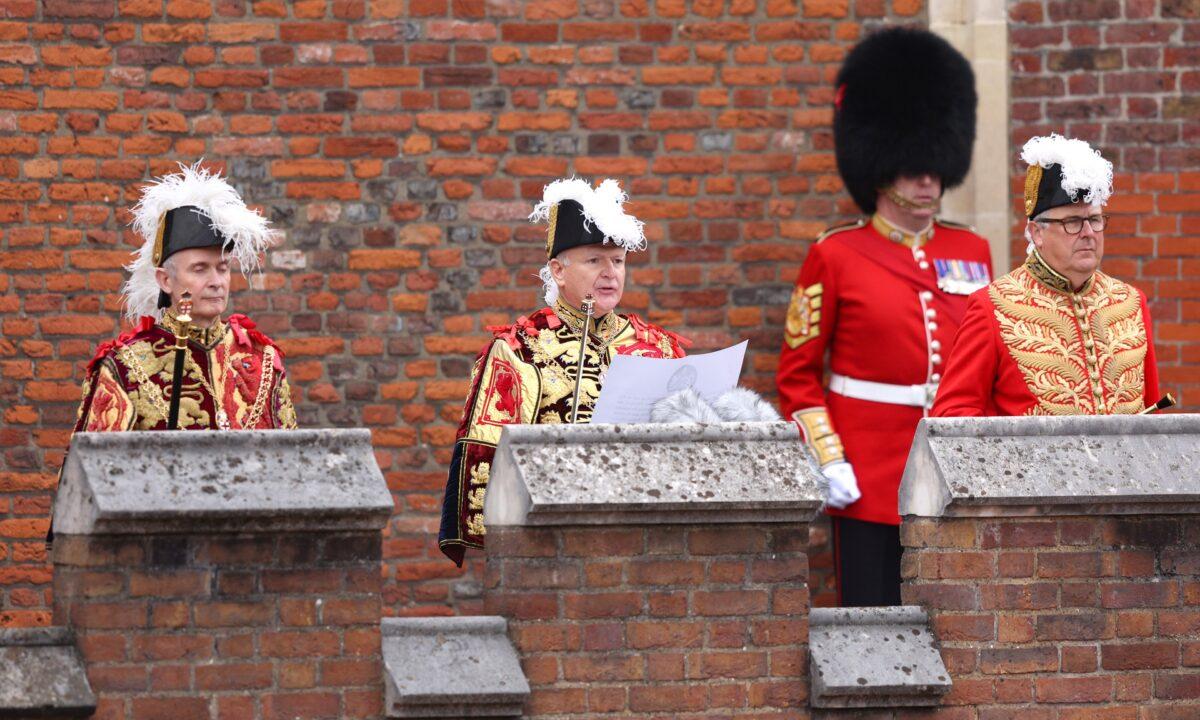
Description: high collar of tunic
552,298,622,342
1025,248,1095,296
871,213,934,249
160,309,227,348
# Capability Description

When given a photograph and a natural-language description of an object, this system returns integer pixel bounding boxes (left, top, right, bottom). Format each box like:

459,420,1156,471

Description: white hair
538,256,572,305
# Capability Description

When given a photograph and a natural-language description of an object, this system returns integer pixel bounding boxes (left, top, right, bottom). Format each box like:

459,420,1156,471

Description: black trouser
831,516,903,607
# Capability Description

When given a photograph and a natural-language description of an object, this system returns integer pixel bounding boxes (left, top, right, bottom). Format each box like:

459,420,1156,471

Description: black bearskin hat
833,27,977,214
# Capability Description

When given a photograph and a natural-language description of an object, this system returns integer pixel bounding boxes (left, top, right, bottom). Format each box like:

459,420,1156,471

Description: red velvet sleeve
932,289,999,418
776,243,838,418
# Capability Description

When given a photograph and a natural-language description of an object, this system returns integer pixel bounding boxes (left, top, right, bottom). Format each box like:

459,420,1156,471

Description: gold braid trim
243,345,276,429
1024,165,1044,216
791,407,844,467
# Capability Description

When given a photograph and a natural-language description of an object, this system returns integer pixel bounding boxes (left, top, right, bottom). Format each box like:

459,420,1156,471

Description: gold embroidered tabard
439,302,687,565
74,313,298,433
988,251,1149,416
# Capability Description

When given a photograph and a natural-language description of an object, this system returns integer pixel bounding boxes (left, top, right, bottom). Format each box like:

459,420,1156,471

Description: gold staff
166,291,193,430
569,293,595,424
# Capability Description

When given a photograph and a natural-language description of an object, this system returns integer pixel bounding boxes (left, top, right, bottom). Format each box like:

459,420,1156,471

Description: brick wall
1009,0,1200,403
53,530,383,718
5,0,1200,628
0,1,926,624
902,514,1200,717
485,522,810,716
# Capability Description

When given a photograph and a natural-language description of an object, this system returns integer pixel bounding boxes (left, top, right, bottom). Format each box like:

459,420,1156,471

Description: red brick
130,697,209,720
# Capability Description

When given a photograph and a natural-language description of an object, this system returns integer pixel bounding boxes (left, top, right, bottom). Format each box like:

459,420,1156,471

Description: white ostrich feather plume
122,161,278,322
1021,133,1113,208
650,387,782,424
528,177,647,252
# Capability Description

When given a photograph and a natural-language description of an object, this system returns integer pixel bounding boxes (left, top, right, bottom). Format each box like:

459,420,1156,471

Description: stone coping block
484,422,823,527
0,627,96,718
382,616,529,718
899,415,1200,518
809,606,951,709
54,429,392,535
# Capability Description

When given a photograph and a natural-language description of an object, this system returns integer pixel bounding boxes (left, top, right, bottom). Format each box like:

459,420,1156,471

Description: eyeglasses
1038,214,1108,235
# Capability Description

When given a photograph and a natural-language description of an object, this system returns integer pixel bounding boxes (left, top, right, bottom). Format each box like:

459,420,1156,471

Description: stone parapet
485,421,823,527
0,626,95,718
899,415,1200,517
482,422,821,717
51,429,391,719
381,616,530,718
897,416,1200,717
54,429,393,535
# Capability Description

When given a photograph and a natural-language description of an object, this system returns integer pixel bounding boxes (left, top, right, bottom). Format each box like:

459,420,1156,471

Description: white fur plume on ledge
650,388,782,424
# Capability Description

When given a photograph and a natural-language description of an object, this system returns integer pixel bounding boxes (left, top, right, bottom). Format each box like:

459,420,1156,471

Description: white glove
822,461,861,509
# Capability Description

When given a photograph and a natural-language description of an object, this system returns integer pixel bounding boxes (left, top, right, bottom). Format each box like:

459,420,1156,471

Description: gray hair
1023,211,1051,254
538,256,570,305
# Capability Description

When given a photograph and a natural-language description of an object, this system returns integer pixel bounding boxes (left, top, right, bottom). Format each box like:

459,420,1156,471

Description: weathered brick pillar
482,423,822,718
52,430,393,720
899,415,1200,716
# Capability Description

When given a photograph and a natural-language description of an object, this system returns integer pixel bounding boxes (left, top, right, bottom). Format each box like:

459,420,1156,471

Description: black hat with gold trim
123,162,278,322
833,27,977,214
530,178,646,303
1020,134,1113,219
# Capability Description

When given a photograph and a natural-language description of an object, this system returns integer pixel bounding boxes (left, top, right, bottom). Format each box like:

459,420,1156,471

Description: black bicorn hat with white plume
833,27,977,214
529,178,647,304
123,162,278,322
1021,134,1113,218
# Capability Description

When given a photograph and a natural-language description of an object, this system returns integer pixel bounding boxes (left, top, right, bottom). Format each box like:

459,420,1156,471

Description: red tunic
777,216,993,525
932,253,1159,417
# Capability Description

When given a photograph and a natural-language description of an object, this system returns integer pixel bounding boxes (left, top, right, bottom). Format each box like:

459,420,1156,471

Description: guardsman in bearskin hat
933,135,1160,416
72,163,298,433
776,28,993,606
438,178,689,566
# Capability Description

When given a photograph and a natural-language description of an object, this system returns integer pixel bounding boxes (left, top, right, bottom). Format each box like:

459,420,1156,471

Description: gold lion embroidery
990,267,1147,416
785,283,823,349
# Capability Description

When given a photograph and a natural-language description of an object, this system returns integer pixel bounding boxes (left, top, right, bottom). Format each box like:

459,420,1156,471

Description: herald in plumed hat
529,177,646,304
1021,133,1113,218
123,162,278,322
833,27,977,214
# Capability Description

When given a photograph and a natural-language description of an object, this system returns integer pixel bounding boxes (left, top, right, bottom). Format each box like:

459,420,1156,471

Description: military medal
934,258,990,295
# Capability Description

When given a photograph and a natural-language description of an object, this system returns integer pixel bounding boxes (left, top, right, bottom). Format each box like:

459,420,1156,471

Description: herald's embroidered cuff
791,407,845,467
785,283,823,349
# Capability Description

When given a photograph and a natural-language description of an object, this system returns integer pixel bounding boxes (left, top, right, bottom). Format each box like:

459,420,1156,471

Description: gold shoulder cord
243,346,276,428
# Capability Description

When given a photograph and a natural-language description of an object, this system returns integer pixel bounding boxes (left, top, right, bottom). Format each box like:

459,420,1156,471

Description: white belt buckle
924,382,938,409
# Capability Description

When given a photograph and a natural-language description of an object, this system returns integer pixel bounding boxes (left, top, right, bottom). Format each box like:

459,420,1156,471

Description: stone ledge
484,422,823,527
809,606,951,709
899,415,1200,518
0,627,95,718
382,617,529,718
54,429,393,535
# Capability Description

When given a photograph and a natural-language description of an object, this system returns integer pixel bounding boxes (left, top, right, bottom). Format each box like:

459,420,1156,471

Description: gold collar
871,213,934,249
160,310,227,347
1025,249,1094,295
553,298,621,343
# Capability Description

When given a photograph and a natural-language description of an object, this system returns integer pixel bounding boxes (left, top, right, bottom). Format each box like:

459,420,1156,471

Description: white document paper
590,340,748,424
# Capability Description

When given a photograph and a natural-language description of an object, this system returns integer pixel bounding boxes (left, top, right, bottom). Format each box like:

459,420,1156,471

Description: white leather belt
829,373,935,408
